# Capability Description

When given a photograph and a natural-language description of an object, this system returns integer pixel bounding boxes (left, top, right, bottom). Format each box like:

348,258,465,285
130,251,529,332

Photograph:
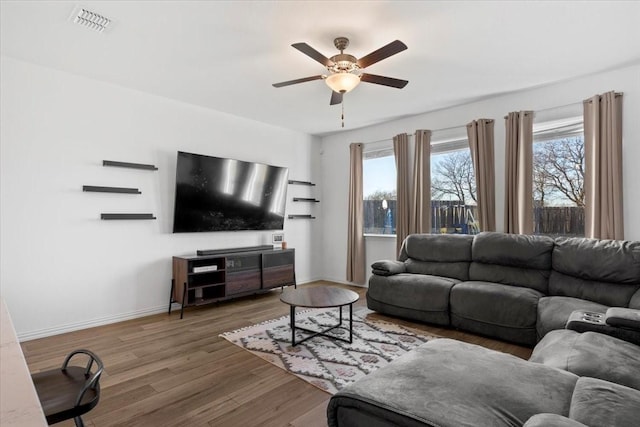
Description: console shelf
170,247,296,319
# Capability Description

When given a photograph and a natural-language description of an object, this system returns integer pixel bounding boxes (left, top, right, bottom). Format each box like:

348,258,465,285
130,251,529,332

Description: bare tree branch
431,151,476,204
533,137,584,207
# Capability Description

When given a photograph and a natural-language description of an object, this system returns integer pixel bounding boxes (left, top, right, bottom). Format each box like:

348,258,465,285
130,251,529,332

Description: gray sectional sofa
327,334,640,427
326,232,640,427
367,232,640,346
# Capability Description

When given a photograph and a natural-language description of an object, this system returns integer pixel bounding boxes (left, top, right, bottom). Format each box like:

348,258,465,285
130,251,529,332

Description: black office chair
31,349,104,427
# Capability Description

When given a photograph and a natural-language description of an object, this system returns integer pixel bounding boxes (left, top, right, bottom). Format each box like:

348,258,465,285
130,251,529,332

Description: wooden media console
170,247,296,318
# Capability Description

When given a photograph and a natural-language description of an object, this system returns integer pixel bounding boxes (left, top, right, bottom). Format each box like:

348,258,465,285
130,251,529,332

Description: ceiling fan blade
357,40,407,69
330,91,343,105
360,73,409,89
272,75,323,88
292,42,334,67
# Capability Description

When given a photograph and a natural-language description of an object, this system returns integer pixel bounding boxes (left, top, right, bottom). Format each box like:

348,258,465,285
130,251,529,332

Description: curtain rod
533,100,582,113
502,96,620,119
583,92,623,103
364,96,598,144
502,100,583,119
363,123,468,145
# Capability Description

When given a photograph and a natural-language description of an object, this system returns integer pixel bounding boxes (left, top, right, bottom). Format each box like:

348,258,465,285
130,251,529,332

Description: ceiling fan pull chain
342,98,345,128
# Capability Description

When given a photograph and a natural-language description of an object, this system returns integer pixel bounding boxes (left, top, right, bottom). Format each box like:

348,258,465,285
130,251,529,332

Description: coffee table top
280,286,359,308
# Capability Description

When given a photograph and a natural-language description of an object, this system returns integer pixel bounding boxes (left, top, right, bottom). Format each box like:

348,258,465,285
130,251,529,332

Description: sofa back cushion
631,289,640,310
549,237,640,306
400,234,473,281
469,232,554,293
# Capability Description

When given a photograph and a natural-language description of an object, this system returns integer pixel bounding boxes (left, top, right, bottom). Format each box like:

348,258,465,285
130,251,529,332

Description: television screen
172,151,289,232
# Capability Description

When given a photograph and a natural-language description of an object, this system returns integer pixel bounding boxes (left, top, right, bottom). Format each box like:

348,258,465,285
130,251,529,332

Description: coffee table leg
290,305,296,346
349,303,353,343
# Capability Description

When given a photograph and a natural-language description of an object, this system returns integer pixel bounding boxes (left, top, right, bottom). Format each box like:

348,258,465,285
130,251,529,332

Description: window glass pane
363,154,396,234
532,134,585,237
362,136,477,236
431,146,478,234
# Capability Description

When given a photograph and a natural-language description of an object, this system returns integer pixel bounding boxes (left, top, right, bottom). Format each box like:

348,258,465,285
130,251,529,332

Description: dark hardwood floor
21,282,532,427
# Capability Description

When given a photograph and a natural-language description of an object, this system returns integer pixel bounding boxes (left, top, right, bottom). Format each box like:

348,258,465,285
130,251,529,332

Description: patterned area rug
220,308,438,394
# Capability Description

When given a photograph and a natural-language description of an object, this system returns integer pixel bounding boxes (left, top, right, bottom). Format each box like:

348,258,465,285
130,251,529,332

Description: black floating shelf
103,160,158,171
83,185,141,194
288,214,316,219
288,180,315,186
293,197,320,202
101,213,156,220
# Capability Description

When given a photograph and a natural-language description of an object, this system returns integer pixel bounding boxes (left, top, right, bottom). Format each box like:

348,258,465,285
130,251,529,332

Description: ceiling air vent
73,8,111,33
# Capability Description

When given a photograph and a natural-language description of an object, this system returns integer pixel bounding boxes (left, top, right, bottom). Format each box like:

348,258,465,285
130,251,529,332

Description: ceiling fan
273,37,408,106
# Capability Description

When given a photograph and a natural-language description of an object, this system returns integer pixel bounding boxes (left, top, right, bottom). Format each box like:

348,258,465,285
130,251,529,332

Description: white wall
319,63,640,285
0,57,322,339
3,58,638,339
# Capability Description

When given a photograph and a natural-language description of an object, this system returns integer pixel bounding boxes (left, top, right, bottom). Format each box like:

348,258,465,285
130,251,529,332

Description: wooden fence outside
533,206,585,237
364,199,584,237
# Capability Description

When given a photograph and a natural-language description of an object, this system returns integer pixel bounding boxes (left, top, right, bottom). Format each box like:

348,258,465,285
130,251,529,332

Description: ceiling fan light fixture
325,73,360,93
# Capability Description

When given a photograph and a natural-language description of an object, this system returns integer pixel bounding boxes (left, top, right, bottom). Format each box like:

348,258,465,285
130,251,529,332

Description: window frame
532,116,585,237
362,128,472,237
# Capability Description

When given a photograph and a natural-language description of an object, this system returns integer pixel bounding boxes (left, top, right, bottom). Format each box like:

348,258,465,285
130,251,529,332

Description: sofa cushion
530,330,640,391
367,274,457,326
404,258,470,282
398,234,473,281
450,281,542,346
569,377,640,427
523,414,588,427
536,296,609,339
469,232,554,293
631,288,640,309
548,271,640,308
553,237,640,284
327,339,578,427
549,237,640,306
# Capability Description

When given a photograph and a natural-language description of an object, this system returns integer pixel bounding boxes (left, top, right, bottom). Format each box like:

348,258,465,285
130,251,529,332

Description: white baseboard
316,276,367,287
18,278,367,341
298,277,366,287
18,304,171,342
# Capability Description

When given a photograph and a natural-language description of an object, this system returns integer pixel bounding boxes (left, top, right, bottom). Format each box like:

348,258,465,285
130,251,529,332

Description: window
363,146,396,235
362,132,477,236
431,139,477,234
532,118,584,237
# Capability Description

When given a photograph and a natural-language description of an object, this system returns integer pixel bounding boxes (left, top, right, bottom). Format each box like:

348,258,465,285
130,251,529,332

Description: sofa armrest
606,307,640,330
371,260,406,276
566,310,640,346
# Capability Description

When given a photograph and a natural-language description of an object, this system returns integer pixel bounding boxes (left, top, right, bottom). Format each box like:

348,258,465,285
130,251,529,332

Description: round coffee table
280,286,360,346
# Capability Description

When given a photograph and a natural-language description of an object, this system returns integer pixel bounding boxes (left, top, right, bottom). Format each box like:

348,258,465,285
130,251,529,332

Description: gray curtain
410,130,432,234
584,91,624,240
504,111,534,234
393,133,410,256
467,119,496,231
346,143,365,284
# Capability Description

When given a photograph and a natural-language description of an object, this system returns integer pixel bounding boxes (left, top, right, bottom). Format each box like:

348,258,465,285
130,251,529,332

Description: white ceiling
2,1,640,136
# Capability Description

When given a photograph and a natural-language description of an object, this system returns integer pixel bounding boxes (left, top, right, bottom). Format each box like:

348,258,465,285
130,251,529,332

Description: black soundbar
196,245,274,256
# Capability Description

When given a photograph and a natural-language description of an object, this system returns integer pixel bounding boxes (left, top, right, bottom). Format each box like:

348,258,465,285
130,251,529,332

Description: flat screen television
172,151,289,233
